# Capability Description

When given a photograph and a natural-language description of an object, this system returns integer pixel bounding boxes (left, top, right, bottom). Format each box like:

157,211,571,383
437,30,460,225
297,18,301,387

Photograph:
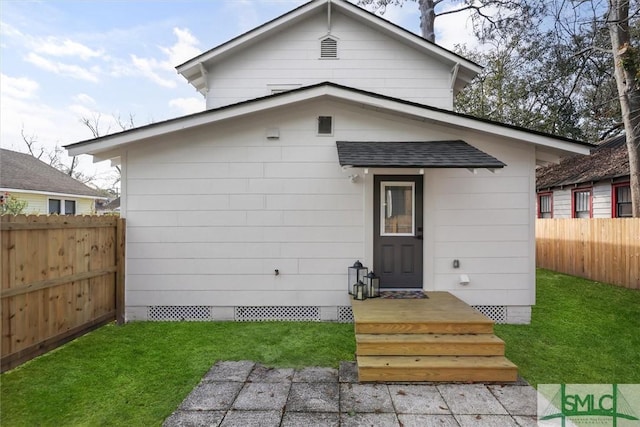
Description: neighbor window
64,200,76,215
318,116,333,135
612,183,631,218
538,193,553,218
572,188,592,218
48,198,77,215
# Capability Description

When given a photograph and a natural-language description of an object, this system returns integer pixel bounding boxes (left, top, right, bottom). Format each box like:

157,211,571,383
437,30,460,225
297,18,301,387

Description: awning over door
336,141,506,169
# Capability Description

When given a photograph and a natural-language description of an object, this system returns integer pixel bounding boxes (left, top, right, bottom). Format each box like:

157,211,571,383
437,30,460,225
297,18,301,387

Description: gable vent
320,37,338,58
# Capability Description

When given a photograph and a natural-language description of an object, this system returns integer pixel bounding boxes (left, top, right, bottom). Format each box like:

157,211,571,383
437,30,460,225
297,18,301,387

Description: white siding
593,182,612,218
123,98,536,310
553,189,571,218
3,191,95,215
426,138,536,306
205,11,453,110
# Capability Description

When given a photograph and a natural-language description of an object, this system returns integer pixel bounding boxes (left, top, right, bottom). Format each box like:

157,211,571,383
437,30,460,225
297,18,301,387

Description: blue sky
0,0,478,188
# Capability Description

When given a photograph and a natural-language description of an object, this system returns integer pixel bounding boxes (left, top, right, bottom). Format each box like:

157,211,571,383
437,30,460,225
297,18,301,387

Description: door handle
416,226,423,240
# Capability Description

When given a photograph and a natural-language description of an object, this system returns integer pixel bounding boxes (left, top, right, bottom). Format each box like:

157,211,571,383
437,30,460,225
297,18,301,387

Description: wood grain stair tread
356,333,504,344
355,321,494,334
356,355,519,382
357,355,517,369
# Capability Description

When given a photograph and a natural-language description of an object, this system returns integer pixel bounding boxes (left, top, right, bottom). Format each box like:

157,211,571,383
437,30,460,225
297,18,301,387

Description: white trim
380,181,415,237
67,84,591,158
0,187,103,200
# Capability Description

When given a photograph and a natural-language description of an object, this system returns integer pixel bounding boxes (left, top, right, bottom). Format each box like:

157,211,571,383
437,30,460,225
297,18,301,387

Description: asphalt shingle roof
536,135,629,190
0,149,102,197
336,141,506,169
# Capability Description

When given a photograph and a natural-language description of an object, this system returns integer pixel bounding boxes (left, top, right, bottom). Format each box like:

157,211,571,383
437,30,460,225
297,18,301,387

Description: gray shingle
0,149,102,197
336,141,506,168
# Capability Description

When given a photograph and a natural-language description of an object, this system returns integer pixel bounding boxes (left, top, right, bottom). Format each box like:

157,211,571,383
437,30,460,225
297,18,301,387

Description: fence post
116,218,126,325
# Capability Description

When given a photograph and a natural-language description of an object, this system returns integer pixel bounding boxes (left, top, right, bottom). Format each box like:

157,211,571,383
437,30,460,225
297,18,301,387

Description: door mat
379,291,428,299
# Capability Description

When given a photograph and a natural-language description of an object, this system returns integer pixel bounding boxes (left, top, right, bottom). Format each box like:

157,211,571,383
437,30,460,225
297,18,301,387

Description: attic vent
318,116,333,135
320,37,338,58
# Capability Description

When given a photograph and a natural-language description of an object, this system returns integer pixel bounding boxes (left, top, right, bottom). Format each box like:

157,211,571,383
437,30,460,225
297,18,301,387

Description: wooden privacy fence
1,215,125,372
536,218,640,289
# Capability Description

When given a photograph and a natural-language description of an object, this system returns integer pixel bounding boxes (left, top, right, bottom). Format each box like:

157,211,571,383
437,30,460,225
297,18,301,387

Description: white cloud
0,74,39,99
169,97,204,115
130,55,177,88
35,38,103,60
73,93,96,106
161,27,201,67
25,52,101,82
129,26,202,89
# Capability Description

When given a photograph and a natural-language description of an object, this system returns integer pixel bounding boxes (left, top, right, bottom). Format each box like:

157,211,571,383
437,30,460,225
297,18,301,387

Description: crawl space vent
338,306,354,323
235,306,320,321
320,37,338,58
148,306,211,321
472,305,507,324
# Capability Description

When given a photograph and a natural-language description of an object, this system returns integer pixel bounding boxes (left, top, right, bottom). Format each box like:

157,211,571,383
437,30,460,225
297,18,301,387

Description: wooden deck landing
351,292,518,382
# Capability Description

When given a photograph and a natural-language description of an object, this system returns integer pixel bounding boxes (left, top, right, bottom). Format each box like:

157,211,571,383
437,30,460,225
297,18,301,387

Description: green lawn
0,322,355,426
1,269,638,426
495,269,640,387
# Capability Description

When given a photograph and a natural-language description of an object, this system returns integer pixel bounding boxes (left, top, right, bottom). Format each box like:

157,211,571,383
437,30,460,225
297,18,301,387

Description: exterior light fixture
365,271,380,298
354,281,367,300
348,260,368,295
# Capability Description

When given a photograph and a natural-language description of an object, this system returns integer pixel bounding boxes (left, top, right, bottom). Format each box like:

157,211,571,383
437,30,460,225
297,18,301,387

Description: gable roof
0,149,102,198
176,0,482,95
66,82,592,160
536,135,629,190
336,141,506,169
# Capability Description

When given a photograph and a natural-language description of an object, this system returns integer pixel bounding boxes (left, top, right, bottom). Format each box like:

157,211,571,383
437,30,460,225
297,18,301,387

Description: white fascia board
0,188,104,200
68,84,591,157
326,87,591,156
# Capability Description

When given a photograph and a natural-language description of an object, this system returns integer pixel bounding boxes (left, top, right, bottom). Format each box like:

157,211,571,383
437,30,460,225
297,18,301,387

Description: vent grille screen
148,306,211,321
235,306,320,322
320,37,337,58
338,306,354,323
472,305,507,323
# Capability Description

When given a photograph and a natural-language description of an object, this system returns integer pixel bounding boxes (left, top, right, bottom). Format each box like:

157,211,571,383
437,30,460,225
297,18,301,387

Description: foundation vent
338,306,354,323
148,306,212,321
235,306,320,322
472,305,507,324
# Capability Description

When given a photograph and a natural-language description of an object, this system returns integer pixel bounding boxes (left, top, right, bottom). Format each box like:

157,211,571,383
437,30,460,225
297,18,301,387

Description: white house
66,0,591,324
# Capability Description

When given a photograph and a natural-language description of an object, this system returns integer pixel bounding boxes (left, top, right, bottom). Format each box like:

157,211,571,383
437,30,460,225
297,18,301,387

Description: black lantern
348,260,368,295
353,281,367,300
365,271,380,298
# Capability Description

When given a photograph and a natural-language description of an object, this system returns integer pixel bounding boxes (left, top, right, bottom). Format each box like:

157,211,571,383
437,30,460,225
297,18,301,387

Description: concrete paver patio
163,361,538,427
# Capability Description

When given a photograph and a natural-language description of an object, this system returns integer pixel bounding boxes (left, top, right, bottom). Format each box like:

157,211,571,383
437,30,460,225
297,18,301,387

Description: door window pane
381,182,414,235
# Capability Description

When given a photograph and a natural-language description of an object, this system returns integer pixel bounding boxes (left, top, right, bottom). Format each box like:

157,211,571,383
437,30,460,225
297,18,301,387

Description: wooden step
354,320,494,335
357,355,518,383
356,333,505,356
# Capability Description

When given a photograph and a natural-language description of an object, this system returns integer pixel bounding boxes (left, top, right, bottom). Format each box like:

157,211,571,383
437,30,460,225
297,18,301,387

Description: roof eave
67,83,592,158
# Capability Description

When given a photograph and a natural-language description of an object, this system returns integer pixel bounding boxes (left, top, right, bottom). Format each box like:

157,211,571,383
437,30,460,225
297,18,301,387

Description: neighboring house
536,135,631,218
96,197,121,215
66,0,591,324
0,149,103,215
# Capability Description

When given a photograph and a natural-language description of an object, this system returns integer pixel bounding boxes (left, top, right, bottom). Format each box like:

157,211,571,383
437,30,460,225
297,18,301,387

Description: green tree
0,193,28,215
